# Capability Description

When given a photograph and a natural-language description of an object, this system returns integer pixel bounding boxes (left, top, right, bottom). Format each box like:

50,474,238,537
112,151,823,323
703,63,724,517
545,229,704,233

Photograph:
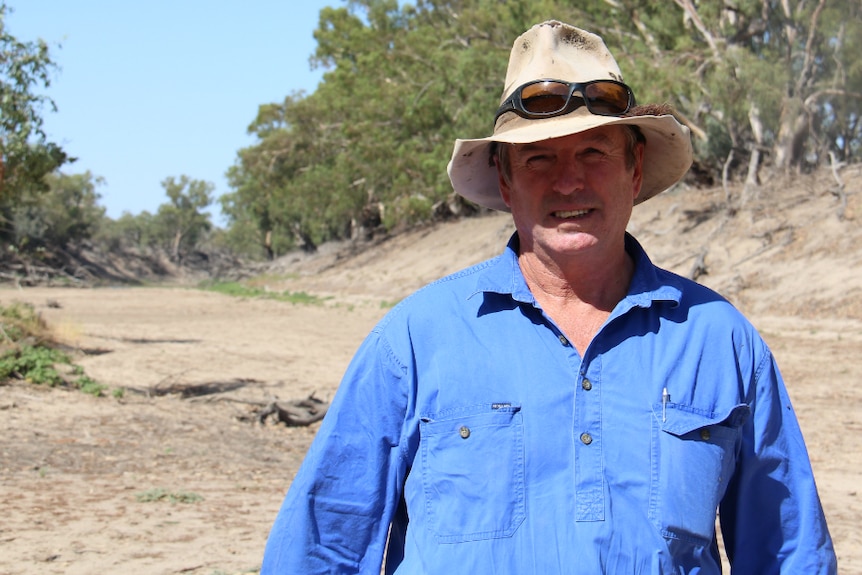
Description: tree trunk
742,101,764,206
773,96,810,172
264,230,274,260
171,230,183,262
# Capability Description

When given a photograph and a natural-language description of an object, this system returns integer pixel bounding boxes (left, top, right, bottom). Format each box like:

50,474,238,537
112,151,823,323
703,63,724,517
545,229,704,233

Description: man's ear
631,141,645,202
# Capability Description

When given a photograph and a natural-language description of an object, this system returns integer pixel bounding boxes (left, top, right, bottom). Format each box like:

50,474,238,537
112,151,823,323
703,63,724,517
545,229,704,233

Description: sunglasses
495,79,636,122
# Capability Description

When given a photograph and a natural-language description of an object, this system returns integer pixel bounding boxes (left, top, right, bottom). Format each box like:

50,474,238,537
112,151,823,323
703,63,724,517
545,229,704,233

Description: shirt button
700,429,711,441
582,379,592,391
580,432,593,445
459,426,471,439
558,334,569,346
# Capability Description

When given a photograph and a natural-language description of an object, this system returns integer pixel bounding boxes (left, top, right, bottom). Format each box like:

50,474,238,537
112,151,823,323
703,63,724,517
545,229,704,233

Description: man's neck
517,240,634,355
518,240,634,311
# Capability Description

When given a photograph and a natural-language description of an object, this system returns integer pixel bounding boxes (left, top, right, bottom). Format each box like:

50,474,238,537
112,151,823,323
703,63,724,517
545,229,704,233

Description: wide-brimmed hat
447,20,693,212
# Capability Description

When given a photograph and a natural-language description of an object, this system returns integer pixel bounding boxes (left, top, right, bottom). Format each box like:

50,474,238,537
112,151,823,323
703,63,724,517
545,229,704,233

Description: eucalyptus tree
11,171,105,247
157,176,213,262
226,0,861,256
0,2,69,235
226,0,559,253
599,0,862,187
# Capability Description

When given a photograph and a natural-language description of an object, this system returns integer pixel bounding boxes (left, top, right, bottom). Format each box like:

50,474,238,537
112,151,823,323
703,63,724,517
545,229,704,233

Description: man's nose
551,160,584,195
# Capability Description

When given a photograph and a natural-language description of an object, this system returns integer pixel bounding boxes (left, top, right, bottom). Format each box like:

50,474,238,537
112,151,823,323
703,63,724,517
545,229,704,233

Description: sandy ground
1,169,861,574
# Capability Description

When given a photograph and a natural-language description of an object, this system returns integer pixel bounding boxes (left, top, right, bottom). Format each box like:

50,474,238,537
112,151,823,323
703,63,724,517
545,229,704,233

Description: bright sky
7,0,340,226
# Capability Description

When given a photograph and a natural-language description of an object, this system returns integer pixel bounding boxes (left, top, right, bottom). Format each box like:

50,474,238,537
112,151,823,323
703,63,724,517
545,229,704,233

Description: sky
7,0,342,226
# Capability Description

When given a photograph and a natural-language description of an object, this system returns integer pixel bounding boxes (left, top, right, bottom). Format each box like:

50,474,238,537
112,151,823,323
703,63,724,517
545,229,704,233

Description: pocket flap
657,403,750,437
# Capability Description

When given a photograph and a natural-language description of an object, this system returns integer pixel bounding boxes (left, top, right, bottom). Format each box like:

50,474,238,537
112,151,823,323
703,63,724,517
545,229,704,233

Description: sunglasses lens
497,79,634,122
584,82,631,115
520,81,571,114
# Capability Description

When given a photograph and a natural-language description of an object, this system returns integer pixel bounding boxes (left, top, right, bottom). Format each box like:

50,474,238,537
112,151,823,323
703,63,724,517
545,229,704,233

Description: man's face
497,125,644,262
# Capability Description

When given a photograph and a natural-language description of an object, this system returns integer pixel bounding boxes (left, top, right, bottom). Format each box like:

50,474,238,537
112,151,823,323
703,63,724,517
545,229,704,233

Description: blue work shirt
262,234,836,574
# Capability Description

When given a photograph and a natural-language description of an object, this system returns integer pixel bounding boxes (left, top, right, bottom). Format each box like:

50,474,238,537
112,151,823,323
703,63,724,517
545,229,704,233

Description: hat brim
447,113,692,212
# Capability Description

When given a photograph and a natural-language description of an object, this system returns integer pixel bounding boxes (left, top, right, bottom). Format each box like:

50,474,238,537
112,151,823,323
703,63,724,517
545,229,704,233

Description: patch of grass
282,290,328,305
0,301,52,343
76,375,107,396
246,272,299,284
199,280,330,305
135,488,204,504
200,280,266,298
0,302,111,396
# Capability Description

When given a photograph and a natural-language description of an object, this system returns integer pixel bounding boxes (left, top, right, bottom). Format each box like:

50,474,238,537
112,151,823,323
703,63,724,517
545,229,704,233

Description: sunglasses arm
494,99,517,123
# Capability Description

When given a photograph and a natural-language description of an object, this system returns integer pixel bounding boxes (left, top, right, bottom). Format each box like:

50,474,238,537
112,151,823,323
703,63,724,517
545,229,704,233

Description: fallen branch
151,377,259,398
257,394,329,427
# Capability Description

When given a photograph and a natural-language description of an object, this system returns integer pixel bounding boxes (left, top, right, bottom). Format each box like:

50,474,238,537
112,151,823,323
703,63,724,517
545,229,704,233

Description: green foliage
224,0,531,255
222,0,862,252
0,301,107,394
75,374,107,396
0,299,50,340
0,344,67,385
199,280,330,305
617,0,862,173
94,210,160,251
4,0,859,265
9,171,106,248
135,488,204,504
0,2,70,228
157,175,214,260
93,175,215,258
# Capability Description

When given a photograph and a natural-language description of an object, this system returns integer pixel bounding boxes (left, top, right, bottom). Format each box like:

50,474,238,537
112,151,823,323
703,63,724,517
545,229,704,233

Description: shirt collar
472,232,683,310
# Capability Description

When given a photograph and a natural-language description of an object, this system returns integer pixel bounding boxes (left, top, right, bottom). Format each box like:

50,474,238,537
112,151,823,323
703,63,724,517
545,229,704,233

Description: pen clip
661,387,670,422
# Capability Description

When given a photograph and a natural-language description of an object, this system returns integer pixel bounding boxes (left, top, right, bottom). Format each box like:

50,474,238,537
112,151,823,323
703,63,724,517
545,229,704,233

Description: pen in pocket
662,387,670,422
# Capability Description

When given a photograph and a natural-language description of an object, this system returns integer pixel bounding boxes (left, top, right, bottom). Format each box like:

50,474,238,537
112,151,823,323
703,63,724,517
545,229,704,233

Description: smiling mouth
553,209,591,219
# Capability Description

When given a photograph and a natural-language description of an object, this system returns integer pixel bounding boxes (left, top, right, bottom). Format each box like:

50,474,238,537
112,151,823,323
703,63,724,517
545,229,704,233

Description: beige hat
447,20,693,212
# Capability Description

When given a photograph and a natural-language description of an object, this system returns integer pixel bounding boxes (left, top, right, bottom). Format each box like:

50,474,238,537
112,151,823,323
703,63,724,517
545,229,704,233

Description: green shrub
0,302,107,395
0,302,51,343
0,344,67,385
76,375,107,396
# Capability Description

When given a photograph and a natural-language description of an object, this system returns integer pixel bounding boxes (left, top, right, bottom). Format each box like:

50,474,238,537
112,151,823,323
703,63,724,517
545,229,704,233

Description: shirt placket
553,328,605,523
574,349,604,521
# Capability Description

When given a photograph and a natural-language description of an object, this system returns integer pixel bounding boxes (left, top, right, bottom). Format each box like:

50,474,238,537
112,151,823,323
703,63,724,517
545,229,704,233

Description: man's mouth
553,209,591,219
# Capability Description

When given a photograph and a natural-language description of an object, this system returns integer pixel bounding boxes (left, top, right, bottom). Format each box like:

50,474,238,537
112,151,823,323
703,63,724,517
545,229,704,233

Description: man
262,20,836,574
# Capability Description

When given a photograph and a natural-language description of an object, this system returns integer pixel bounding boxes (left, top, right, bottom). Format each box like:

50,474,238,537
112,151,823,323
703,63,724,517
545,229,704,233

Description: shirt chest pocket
649,403,749,545
419,404,525,543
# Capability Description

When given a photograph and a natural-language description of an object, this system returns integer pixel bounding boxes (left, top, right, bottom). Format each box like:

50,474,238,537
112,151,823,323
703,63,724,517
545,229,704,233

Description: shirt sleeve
261,329,412,574
719,342,837,574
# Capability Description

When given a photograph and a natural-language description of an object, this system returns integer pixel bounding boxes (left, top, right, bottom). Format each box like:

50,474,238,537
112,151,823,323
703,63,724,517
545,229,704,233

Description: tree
223,0,861,255
94,210,159,252
11,171,105,247
0,2,69,213
617,0,862,184
225,0,538,253
156,176,213,262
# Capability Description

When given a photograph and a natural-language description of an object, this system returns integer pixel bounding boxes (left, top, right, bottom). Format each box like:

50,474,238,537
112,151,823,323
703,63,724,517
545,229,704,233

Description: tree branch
795,0,827,94
673,0,721,59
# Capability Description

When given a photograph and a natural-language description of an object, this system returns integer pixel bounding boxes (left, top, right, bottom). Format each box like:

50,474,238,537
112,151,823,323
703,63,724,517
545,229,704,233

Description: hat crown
501,21,624,103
